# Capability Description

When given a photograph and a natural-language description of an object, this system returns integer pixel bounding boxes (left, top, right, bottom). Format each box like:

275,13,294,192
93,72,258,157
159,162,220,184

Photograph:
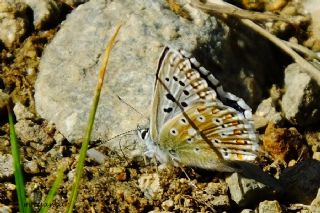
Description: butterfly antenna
88,129,137,149
117,95,148,120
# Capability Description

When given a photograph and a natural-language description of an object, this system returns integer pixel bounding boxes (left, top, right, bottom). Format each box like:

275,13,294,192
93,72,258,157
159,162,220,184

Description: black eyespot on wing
140,129,149,140
183,90,190,96
165,77,170,82
179,81,185,86
166,93,175,102
215,118,222,124
164,107,173,113
170,128,177,135
181,102,188,107
173,76,178,81
198,115,204,121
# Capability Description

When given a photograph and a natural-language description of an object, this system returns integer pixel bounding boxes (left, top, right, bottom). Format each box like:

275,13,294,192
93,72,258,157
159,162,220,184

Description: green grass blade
65,23,122,213
39,166,65,213
7,104,31,213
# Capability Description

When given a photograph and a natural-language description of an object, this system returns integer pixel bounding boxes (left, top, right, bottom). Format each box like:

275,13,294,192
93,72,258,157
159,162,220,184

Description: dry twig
189,0,320,85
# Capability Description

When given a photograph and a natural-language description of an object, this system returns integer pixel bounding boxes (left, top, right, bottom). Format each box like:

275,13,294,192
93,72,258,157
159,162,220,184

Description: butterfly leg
143,150,159,173
153,156,159,174
178,164,198,189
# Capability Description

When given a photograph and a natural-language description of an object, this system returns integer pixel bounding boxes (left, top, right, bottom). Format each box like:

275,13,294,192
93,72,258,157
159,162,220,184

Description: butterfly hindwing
159,102,259,165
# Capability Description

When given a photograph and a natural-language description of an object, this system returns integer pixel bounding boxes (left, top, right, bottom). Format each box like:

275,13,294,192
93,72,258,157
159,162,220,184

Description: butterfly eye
141,130,149,140
170,128,178,136
194,147,200,153
138,128,149,140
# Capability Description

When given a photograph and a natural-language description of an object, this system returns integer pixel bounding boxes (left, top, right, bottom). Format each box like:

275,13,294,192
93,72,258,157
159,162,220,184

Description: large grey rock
61,0,89,7
34,0,226,149
281,63,320,126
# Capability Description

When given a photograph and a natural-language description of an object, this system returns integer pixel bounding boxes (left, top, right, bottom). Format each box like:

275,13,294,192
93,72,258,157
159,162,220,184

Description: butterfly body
139,46,260,172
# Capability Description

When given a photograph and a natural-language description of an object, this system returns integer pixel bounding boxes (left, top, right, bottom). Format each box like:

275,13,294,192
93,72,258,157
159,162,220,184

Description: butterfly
138,46,260,172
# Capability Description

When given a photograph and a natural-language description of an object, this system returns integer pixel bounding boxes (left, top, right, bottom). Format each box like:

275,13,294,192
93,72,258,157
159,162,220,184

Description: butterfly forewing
148,46,259,170
151,47,219,139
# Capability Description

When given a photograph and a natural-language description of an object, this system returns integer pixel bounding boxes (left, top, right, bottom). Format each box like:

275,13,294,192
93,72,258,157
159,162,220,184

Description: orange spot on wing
236,153,243,160
211,108,220,114
197,106,206,112
236,139,247,144
233,130,242,135
225,114,233,119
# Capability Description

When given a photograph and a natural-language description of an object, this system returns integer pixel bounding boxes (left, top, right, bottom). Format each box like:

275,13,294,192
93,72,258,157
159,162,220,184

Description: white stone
0,154,14,179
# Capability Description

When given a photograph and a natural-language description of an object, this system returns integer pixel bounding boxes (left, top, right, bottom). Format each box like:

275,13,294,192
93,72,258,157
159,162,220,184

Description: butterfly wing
150,47,191,140
149,46,259,170
150,47,222,139
158,102,259,171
